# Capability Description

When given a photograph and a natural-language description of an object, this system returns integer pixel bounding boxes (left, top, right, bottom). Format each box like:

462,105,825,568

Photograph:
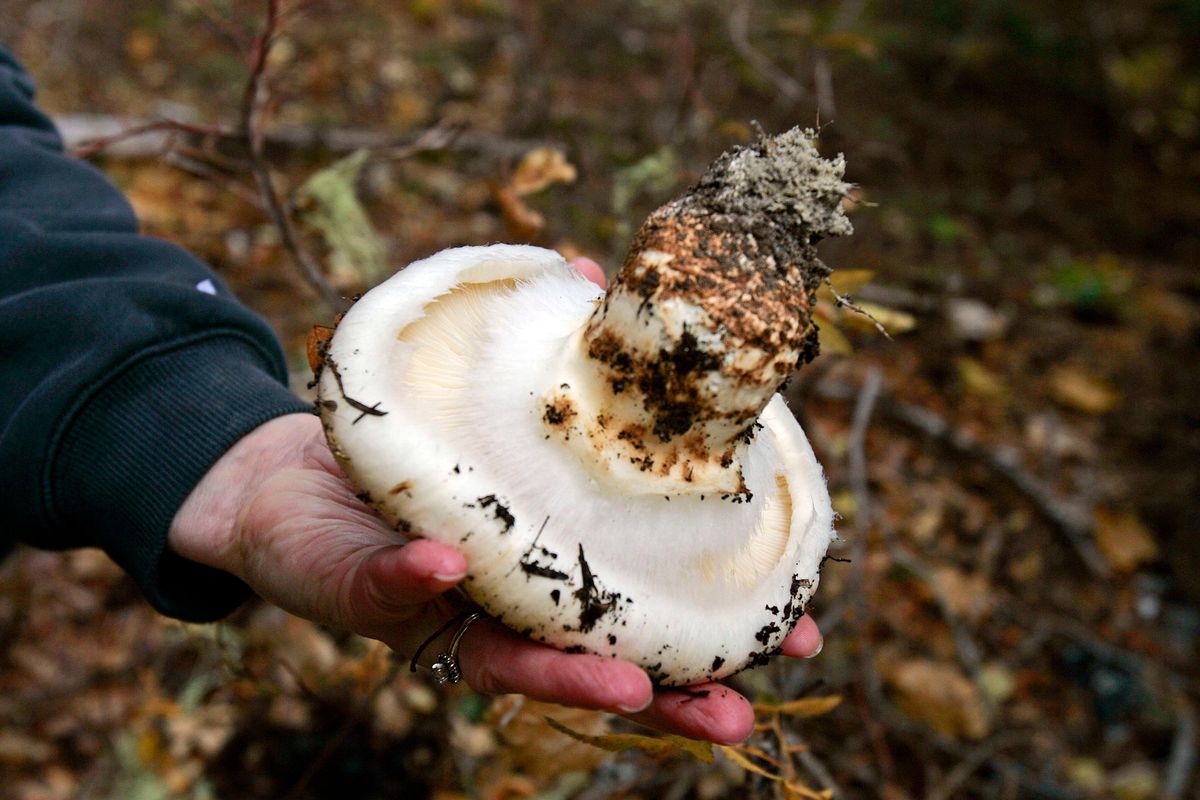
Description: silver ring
430,611,482,685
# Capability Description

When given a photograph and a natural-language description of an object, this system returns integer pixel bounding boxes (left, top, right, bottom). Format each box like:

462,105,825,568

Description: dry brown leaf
0,731,55,765
545,716,715,763
491,183,545,239
510,147,577,196
307,324,334,374
932,565,994,623
719,745,784,780
955,357,1008,400
882,656,990,740
1049,366,1121,414
486,698,613,779
816,320,854,356
840,301,917,335
450,716,497,759
1008,549,1043,582
817,31,879,58
1093,508,1160,573
753,695,843,718
824,269,875,297
784,780,834,800
1137,285,1199,335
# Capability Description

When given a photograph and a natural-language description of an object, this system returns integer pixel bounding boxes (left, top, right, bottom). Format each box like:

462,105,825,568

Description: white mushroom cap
318,244,835,685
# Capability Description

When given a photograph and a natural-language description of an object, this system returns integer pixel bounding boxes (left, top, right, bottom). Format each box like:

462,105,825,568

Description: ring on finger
430,611,483,685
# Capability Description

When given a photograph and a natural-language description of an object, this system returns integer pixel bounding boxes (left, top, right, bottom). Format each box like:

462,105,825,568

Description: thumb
341,539,468,634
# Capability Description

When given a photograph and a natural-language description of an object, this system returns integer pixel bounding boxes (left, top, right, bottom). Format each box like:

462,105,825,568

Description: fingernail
804,635,824,659
616,696,653,714
432,570,468,582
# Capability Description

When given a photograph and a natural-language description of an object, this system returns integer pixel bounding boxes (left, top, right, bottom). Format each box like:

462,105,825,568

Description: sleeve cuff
49,333,313,621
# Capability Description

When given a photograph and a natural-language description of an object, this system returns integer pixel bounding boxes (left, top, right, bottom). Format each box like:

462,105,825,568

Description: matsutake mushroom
314,127,850,686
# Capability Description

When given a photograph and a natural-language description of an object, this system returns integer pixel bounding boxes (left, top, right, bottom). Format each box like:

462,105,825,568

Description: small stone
945,297,1008,342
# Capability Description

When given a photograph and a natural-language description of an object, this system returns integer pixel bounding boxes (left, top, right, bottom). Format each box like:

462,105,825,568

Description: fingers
625,683,756,745
568,256,607,288
454,622,762,744
779,614,823,658
457,621,653,714
343,539,467,632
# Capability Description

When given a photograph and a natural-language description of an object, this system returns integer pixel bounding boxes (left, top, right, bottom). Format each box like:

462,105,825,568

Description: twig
238,0,346,312
843,366,896,786
728,1,806,104
925,733,1025,800
161,151,266,211
1161,681,1197,800
792,732,840,797
67,117,229,159
826,278,893,340
812,376,1110,578
57,112,544,161
191,0,254,54
887,543,986,687
846,366,883,520
274,656,327,704
813,52,836,120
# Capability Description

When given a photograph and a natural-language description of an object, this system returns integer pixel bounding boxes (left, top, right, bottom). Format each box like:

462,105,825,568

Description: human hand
169,257,823,745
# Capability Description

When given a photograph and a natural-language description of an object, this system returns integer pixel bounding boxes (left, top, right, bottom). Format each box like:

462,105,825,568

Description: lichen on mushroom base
316,127,850,686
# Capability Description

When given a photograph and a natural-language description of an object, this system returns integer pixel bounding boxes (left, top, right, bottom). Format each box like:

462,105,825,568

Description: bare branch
238,0,346,312
66,117,229,159
826,277,893,340
814,375,1111,578
728,2,806,105
57,112,537,162
1162,684,1197,800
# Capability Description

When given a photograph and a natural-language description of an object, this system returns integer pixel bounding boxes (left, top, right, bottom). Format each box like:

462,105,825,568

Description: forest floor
1,2,1198,798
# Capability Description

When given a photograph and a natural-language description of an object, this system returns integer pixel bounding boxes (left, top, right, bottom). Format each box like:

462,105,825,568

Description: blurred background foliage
1,1,1198,798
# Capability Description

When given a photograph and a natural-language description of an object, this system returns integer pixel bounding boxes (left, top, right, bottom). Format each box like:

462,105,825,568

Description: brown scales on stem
564,128,853,494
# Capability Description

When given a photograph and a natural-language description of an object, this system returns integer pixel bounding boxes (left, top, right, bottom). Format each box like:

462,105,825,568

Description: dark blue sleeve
0,46,313,621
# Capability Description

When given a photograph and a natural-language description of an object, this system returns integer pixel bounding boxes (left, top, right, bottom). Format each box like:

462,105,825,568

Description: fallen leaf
486,699,612,779
841,301,917,335
932,565,994,623
824,269,875,297
296,149,389,289
753,695,842,718
492,183,545,239
307,325,334,373
978,663,1017,705
1109,761,1160,800
1093,508,1159,573
0,730,55,764
510,148,577,196
1008,549,1043,582
816,321,854,357
124,30,158,65
1065,756,1107,793
955,357,1008,400
720,745,785,780
545,717,714,763
882,656,989,740
817,31,879,58
1049,366,1121,414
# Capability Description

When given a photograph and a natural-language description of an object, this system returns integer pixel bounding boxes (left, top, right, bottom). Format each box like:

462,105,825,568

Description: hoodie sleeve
0,46,313,621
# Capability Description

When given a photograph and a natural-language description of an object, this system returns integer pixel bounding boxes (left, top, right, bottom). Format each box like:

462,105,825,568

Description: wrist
169,412,325,574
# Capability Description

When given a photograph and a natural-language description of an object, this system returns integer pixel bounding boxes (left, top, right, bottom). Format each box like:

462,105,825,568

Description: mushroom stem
545,128,852,495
